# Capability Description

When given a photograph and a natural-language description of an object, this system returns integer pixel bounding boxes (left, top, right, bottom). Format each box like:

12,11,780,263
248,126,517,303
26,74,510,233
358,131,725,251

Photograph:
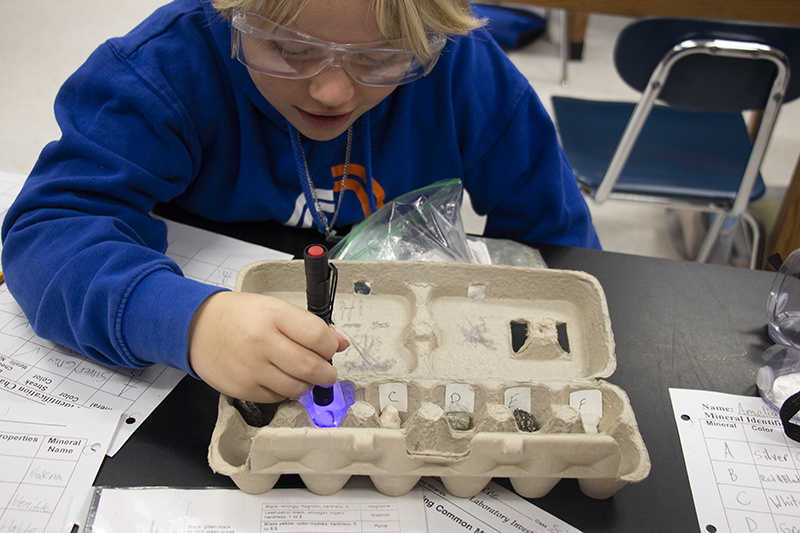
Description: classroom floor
1,3,798,263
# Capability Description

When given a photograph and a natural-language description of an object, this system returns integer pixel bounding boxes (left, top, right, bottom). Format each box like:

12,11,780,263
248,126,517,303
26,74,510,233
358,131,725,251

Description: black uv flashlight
304,244,336,406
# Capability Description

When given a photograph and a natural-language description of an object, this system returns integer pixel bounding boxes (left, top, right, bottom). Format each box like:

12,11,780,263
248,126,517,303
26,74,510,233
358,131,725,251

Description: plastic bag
466,235,547,268
330,179,546,268
330,179,469,262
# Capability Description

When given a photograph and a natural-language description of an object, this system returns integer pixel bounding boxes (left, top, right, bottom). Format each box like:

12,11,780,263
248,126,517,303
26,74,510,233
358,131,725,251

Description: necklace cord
289,123,353,242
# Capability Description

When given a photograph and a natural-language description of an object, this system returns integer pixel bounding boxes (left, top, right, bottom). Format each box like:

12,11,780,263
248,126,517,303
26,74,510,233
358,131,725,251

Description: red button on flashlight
307,245,325,258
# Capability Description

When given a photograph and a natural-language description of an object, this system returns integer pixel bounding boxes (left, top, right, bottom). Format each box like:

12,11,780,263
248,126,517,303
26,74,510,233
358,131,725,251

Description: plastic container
767,249,800,348
758,248,800,421
757,344,800,423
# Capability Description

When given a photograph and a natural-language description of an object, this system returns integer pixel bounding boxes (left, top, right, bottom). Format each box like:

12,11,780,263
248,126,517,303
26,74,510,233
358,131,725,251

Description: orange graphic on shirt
331,163,385,217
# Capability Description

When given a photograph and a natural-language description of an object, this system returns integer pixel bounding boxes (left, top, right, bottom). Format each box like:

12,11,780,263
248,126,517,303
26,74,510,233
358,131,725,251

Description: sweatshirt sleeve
0,38,226,375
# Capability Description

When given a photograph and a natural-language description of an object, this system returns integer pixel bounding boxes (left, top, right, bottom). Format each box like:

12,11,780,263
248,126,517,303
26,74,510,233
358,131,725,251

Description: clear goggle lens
231,11,446,87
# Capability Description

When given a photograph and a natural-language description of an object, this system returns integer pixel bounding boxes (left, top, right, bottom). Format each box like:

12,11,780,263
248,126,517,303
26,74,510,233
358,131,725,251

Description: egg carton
208,260,650,499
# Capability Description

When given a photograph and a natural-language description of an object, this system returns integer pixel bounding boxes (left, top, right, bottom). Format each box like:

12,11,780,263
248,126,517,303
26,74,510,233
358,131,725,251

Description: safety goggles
230,11,447,87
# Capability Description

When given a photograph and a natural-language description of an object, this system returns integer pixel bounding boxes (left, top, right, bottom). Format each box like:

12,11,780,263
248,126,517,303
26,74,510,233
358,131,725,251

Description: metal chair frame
589,37,790,268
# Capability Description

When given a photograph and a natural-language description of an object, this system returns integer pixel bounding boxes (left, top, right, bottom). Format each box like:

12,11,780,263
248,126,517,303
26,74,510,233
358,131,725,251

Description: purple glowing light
299,381,355,427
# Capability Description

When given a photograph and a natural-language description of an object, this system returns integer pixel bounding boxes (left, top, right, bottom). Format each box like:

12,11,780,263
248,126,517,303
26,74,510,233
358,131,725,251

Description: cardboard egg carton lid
209,260,649,499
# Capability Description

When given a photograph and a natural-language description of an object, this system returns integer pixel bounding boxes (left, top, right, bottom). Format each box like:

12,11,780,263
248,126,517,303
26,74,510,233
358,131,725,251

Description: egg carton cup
209,260,651,499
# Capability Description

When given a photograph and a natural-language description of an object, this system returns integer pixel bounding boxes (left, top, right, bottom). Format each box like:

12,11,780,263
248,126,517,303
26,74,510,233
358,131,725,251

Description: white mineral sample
380,404,402,429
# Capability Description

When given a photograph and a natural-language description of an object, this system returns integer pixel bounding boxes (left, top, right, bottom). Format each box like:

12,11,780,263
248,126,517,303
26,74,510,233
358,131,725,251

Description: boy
1,0,600,404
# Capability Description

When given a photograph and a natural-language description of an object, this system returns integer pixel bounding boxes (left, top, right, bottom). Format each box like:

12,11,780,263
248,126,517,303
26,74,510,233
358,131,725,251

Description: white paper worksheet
670,388,800,533
0,399,119,533
0,171,292,456
86,480,428,533
85,478,580,533
419,478,581,533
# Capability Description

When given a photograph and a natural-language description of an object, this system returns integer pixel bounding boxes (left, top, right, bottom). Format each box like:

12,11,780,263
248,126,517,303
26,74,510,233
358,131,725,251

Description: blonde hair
211,0,484,60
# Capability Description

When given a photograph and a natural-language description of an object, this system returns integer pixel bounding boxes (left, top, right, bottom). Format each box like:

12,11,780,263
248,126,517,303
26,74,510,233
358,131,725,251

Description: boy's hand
187,291,349,402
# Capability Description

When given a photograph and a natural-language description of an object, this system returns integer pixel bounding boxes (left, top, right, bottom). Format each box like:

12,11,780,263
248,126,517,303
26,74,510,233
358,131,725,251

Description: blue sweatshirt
1,0,599,376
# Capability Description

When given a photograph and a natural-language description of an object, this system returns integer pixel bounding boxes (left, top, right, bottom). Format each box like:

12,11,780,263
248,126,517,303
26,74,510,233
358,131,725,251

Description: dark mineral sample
514,408,538,432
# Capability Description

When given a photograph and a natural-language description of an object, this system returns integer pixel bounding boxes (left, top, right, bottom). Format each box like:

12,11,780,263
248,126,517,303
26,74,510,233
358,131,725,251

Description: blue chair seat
552,96,766,204
550,18,800,268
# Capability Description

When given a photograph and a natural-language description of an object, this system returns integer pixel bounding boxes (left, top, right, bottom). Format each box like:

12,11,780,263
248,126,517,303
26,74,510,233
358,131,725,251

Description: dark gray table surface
95,208,779,532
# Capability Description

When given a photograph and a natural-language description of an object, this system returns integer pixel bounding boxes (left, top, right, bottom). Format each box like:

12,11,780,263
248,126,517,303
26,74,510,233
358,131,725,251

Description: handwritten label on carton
445,384,475,413
570,390,603,433
505,387,532,413
379,383,408,413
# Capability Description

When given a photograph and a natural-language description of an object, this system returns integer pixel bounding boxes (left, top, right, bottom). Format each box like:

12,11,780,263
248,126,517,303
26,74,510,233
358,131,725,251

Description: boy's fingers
264,332,338,386
252,365,314,400
274,306,340,355
333,329,350,351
